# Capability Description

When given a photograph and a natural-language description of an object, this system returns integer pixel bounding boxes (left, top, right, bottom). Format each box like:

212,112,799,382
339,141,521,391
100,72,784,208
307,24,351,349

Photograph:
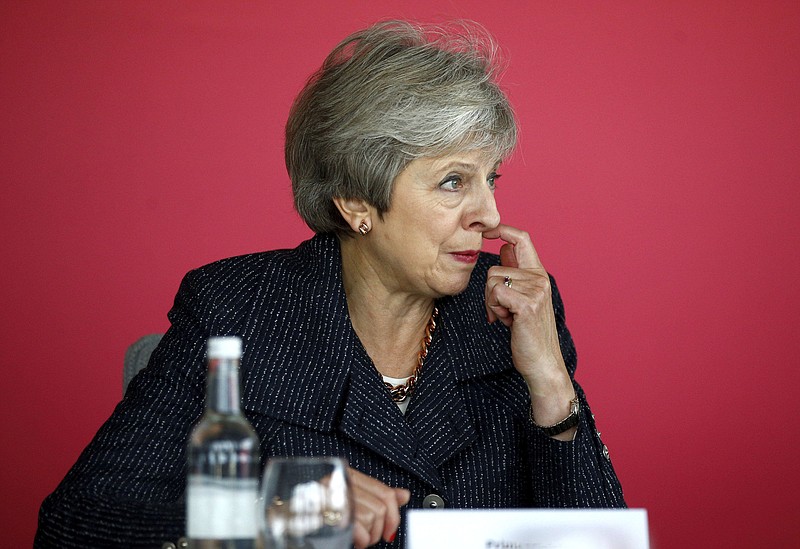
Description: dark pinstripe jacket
36,234,625,548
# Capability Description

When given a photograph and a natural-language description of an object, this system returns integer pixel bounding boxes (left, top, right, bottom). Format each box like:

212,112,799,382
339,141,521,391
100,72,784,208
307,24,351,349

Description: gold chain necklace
383,307,439,402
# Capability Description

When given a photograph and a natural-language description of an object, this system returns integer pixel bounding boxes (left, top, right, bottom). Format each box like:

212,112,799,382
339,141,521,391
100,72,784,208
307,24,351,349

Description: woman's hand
482,224,577,438
349,467,410,548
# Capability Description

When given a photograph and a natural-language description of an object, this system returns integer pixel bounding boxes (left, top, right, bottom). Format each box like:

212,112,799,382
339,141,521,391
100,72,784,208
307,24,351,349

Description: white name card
407,509,649,549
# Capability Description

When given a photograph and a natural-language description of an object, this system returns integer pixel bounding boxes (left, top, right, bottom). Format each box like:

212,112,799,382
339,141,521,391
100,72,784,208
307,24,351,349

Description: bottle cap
207,336,242,359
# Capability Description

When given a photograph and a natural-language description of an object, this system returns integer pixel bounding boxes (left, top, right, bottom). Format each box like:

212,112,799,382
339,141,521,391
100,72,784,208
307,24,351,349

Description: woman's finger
484,270,517,327
353,497,382,547
499,242,517,268
348,467,407,545
485,264,553,329
483,224,543,270
353,521,372,549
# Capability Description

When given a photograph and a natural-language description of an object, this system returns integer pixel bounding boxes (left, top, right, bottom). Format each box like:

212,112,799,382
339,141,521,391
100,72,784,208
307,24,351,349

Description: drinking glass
259,457,353,549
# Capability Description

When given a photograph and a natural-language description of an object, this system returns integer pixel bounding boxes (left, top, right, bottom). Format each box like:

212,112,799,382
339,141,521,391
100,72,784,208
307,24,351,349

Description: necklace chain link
384,307,439,403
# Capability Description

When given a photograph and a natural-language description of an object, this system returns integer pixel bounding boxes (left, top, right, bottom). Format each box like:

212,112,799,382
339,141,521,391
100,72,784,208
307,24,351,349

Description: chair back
123,334,163,395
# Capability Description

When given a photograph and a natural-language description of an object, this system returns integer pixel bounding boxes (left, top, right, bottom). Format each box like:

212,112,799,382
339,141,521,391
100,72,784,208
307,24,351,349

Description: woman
36,20,625,548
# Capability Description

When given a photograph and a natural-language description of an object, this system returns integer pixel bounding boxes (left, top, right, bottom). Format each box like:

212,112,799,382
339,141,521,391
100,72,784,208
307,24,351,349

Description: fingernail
388,531,397,543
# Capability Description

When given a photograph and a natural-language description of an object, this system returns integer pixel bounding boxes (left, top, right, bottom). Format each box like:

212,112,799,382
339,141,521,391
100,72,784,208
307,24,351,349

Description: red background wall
2,1,798,547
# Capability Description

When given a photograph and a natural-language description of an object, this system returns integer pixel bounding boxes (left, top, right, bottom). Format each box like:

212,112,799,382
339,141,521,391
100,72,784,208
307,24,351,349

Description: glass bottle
187,336,260,549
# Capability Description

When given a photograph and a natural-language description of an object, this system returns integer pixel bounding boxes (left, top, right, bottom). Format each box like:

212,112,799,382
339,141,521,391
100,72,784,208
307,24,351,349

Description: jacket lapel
337,284,517,492
405,289,514,469
405,336,476,469
338,339,447,492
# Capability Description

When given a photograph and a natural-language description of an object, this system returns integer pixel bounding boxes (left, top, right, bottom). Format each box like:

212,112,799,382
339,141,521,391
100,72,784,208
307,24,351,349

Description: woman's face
365,150,502,298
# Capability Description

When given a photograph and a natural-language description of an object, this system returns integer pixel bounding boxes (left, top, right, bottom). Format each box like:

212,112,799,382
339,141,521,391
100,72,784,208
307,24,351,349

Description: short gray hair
286,20,518,235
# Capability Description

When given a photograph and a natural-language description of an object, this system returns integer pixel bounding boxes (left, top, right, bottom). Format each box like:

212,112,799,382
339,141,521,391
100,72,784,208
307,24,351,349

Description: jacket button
161,543,176,549
602,444,611,461
422,493,445,509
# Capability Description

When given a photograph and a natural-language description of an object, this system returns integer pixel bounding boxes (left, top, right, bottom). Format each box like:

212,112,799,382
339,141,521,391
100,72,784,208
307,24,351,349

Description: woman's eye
487,172,501,190
440,176,462,191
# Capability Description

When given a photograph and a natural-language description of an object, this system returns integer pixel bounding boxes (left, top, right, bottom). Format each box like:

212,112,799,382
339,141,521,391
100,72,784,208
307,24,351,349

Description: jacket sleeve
35,270,215,548
526,275,626,508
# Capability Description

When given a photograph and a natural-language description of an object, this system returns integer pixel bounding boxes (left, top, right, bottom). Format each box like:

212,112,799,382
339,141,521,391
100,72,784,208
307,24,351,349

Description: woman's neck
340,237,435,378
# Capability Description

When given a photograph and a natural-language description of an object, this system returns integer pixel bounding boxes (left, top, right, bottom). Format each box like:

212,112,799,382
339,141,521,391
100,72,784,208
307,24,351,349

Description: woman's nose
467,184,501,231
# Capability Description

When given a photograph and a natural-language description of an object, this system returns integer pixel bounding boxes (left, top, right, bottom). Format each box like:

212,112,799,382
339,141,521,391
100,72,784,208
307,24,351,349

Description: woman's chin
433,275,472,297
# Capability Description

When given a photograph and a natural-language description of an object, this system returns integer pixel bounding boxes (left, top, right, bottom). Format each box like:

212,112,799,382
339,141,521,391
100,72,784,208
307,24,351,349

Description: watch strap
532,395,580,436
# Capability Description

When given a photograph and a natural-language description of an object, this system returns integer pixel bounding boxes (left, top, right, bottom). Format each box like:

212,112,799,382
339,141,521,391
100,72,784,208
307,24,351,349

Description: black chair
123,334,163,395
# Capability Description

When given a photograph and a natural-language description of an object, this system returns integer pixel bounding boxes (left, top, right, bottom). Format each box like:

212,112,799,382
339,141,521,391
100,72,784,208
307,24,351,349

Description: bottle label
187,477,259,538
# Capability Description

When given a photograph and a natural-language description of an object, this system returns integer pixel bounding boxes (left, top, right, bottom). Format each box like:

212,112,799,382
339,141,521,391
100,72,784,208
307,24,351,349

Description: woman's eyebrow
434,160,500,173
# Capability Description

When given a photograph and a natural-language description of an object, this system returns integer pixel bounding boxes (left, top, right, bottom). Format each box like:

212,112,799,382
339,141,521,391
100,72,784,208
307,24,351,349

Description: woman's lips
450,250,480,263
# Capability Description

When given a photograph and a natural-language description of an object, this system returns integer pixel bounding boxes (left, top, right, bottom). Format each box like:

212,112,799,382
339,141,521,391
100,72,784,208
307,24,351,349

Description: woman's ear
333,196,372,235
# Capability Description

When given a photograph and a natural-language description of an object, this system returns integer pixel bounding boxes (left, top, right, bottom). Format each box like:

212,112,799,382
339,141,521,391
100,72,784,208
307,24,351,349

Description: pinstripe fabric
35,234,625,548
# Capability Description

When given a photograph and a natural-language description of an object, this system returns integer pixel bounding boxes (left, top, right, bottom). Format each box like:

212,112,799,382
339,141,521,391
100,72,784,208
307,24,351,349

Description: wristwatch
532,395,580,436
